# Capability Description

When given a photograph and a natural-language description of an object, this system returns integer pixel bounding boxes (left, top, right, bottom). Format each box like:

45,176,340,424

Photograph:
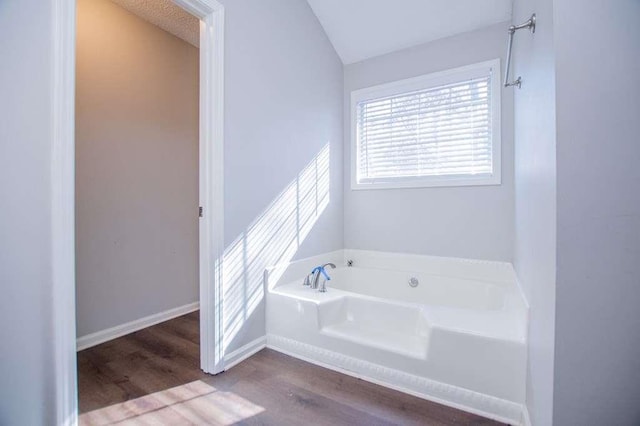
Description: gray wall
553,1,640,424
511,0,557,425
0,1,57,424
75,0,200,338
343,23,514,262
218,0,344,355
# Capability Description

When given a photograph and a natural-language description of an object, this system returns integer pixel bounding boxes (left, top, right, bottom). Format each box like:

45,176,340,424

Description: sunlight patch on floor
79,380,265,425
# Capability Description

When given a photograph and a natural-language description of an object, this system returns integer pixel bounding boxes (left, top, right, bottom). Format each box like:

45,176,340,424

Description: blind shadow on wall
221,144,331,353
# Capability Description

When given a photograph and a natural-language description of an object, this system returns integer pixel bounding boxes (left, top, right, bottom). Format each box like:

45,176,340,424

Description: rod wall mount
504,13,537,89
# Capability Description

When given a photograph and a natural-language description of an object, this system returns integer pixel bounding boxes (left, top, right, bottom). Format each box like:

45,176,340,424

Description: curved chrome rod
504,13,536,89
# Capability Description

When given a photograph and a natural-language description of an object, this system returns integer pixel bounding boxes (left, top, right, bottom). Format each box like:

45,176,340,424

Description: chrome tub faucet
303,263,336,292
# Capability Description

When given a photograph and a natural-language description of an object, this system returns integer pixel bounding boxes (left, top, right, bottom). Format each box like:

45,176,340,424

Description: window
351,59,501,190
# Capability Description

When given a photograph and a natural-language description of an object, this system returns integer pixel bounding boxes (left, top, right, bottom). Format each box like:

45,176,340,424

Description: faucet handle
302,273,311,286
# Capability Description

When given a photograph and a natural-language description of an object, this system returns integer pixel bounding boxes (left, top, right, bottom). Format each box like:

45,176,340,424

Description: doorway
75,0,201,352
50,0,224,423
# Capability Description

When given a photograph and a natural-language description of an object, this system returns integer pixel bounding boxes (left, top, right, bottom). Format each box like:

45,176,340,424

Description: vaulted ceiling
306,0,513,64
107,0,512,64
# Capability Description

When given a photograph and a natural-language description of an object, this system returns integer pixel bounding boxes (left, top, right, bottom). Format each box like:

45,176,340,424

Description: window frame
350,59,502,190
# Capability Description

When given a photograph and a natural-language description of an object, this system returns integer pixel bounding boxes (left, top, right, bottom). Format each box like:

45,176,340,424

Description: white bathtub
266,249,528,424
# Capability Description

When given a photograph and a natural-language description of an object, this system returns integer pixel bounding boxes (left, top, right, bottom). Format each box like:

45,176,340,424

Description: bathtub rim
266,248,530,308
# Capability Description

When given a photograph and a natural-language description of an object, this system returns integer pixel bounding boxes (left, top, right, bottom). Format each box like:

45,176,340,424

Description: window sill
350,175,501,190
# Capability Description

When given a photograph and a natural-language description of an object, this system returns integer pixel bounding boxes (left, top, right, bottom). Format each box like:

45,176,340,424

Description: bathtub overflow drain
408,277,419,287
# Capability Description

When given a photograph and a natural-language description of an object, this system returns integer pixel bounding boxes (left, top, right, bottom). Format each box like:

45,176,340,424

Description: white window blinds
352,60,500,189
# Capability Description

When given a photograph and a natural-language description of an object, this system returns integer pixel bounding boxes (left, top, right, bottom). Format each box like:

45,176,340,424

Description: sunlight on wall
221,144,330,352
79,380,265,425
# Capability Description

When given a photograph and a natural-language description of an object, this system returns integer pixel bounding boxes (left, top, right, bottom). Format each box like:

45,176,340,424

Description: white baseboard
267,334,525,426
76,302,200,351
224,336,267,370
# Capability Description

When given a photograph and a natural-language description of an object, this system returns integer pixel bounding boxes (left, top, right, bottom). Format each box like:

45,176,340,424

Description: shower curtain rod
504,13,536,89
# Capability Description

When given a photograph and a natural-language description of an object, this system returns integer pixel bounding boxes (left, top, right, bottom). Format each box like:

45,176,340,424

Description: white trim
173,0,227,377
53,0,225,422
51,0,78,424
352,174,501,190
350,59,502,191
76,303,200,351
223,336,267,371
267,334,525,426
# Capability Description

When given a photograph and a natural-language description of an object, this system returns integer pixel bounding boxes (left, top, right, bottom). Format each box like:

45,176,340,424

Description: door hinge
199,206,203,218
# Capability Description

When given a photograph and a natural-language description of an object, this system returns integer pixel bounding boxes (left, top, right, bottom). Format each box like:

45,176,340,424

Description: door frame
51,0,225,423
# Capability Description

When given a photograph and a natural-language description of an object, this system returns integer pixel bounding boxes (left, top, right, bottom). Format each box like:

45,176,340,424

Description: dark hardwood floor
77,311,505,425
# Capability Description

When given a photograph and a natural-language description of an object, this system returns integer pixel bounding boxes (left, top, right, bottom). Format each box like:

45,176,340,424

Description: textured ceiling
307,0,512,64
109,0,199,47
